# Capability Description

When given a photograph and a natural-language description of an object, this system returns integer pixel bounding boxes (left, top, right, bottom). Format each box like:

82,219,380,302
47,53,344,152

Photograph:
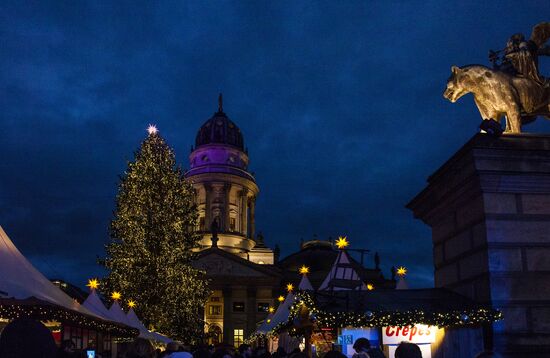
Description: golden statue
445,23,550,134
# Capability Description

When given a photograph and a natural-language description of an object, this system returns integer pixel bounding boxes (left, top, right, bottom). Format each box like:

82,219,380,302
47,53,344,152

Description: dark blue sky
1,1,549,288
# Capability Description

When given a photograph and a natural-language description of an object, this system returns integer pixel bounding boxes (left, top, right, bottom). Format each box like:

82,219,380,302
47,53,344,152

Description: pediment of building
194,249,279,278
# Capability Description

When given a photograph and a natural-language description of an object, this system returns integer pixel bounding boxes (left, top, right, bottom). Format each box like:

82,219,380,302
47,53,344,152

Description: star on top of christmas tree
147,124,158,135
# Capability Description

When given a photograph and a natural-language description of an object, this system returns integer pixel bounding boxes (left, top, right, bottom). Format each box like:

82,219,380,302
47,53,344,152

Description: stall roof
315,288,487,313
0,225,137,337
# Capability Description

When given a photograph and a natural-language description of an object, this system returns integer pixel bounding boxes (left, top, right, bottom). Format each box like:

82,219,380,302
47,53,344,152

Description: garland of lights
246,291,502,341
0,303,138,338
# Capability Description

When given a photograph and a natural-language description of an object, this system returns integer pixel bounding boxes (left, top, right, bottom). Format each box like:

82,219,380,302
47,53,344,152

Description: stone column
408,133,550,357
246,286,257,337
222,287,232,344
240,189,248,235
225,183,232,232
204,183,212,230
249,197,256,240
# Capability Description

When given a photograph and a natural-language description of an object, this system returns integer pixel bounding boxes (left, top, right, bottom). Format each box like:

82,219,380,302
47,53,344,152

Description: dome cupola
195,94,244,150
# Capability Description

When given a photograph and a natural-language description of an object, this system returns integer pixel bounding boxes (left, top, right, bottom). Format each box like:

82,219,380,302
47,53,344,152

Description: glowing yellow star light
128,300,137,308
277,295,285,302
147,124,158,135
335,236,349,249
86,278,99,290
367,283,374,291
397,266,407,277
268,306,275,313
299,265,310,275
286,283,294,292
111,291,122,301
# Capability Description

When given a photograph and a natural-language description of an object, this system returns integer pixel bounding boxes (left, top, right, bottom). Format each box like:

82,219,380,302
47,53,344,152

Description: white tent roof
260,292,295,333
109,301,132,326
82,289,113,320
0,225,102,318
126,308,148,331
318,250,368,291
126,308,173,343
298,274,314,291
256,311,275,334
82,289,173,343
396,276,409,290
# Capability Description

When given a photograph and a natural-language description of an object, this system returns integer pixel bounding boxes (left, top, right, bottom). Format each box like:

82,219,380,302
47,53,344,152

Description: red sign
382,325,436,344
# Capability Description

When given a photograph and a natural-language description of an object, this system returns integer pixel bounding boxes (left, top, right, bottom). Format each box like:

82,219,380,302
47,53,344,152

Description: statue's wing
530,22,550,47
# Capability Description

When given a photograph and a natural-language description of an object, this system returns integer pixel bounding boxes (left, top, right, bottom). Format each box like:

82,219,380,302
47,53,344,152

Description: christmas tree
101,125,210,342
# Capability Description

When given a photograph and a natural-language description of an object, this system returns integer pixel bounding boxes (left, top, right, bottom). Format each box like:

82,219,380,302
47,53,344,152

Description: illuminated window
230,217,236,231
233,329,244,347
233,302,245,312
208,305,222,315
257,302,269,312
210,296,220,302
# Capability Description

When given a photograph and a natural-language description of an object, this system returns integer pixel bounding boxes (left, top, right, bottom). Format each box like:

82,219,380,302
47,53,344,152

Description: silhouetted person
0,318,57,358
126,337,155,358
324,351,346,358
272,347,287,358
352,337,385,358
395,342,422,358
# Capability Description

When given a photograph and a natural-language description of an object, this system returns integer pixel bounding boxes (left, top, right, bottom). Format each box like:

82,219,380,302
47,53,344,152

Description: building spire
218,93,223,113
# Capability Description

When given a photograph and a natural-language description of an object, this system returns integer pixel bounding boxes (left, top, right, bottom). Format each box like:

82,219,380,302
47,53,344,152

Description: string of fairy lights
0,303,137,337
246,236,503,343
0,277,139,338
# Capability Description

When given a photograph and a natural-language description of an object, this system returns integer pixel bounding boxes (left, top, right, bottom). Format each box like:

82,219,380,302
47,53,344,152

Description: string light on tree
299,265,310,275
335,236,349,249
86,278,99,290
101,126,210,342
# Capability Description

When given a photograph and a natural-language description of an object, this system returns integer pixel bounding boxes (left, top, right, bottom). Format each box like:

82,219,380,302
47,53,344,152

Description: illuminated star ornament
367,283,374,291
335,236,349,249
147,124,158,135
111,291,122,301
128,300,137,308
268,306,275,313
286,283,294,292
299,265,310,275
397,266,407,277
277,295,285,302
86,278,99,290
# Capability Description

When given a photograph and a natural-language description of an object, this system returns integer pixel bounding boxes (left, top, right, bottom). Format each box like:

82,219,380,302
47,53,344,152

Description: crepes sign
382,325,436,345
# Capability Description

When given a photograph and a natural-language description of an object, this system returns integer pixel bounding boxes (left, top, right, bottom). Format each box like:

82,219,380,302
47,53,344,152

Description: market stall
0,226,137,356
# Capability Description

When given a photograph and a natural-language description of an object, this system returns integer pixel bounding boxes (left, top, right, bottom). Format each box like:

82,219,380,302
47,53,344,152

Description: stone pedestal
408,133,550,357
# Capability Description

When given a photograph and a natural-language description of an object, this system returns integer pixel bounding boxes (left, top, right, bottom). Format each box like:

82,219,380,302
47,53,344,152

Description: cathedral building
188,96,393,346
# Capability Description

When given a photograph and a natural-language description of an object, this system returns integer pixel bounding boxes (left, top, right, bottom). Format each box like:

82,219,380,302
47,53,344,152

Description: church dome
195,95,244,150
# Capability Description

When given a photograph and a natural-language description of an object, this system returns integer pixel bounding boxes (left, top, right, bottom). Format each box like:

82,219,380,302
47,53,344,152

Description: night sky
1,1,549,289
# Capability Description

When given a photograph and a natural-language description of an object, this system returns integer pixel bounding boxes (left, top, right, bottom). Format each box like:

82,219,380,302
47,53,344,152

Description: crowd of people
122,337,423,358
0,318,501,358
